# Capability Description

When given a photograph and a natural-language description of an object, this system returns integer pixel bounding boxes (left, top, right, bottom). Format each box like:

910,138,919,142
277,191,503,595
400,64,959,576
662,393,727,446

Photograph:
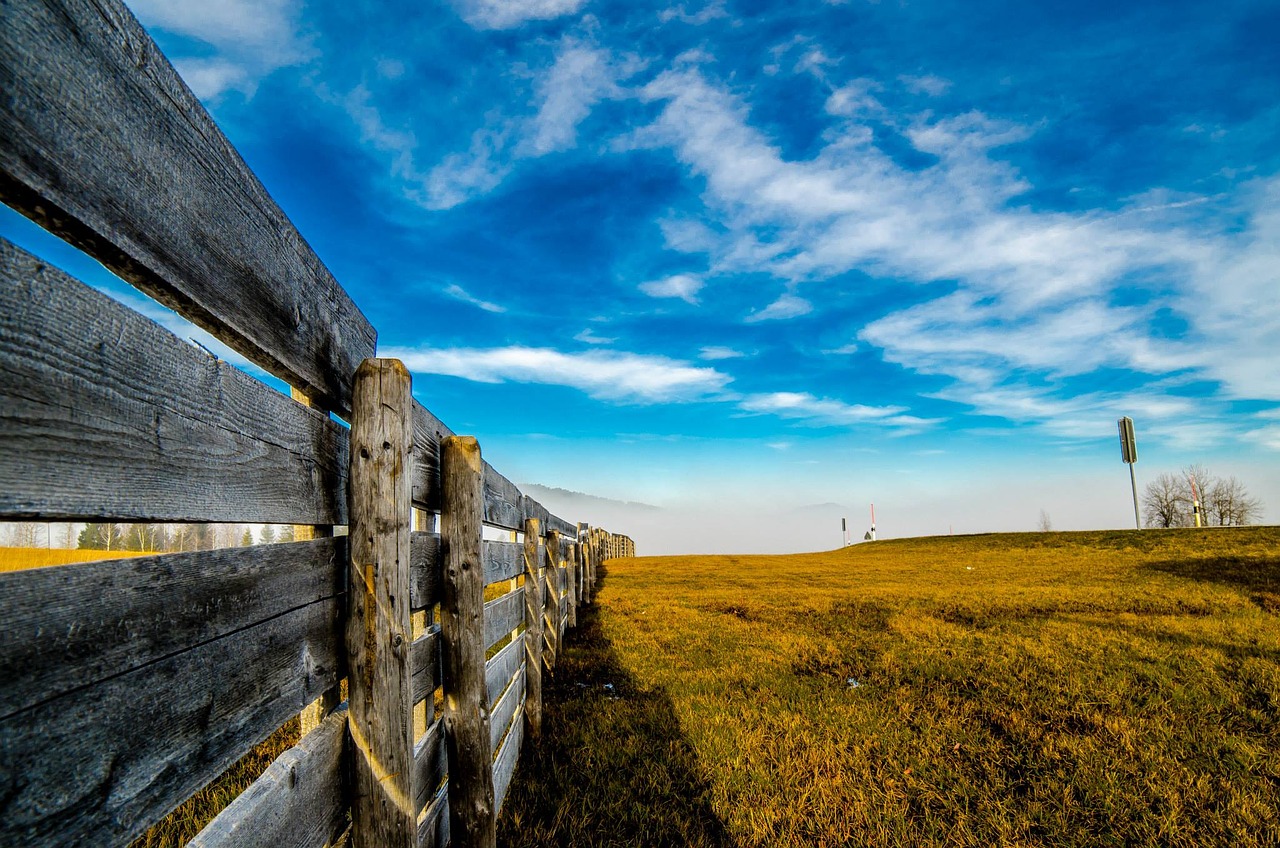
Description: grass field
0,545,138,572
499,527,1280,847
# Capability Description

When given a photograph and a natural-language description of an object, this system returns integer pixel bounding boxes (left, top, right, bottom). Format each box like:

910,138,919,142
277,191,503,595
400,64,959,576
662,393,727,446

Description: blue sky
5,0,1278,550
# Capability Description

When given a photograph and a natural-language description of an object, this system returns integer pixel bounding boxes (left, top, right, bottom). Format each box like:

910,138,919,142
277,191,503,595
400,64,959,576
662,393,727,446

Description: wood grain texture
412,718,446,816
0,597,342,846
482,540,522,587
492,705,525,818
410,628,441,705
541,512,577,538
0,0,374,415
188,707,349,848
522,520,543,739
483,588,525,652
439,435,497,848
488,667,525,757
345,360,416,848
409,401,451,511
481,464,522,530
409,531,441,610
417,785,450,848
0,239,348,524
0,537,345,723
542,531,562,669
484,637,523,709
565,542,578,629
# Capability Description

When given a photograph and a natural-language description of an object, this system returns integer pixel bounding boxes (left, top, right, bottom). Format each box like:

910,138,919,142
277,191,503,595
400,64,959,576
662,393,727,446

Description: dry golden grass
0,545,138,572
500,527,1280,847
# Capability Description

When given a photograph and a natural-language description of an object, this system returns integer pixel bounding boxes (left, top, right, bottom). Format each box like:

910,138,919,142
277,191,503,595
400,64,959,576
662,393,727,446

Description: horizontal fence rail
0,1,637,847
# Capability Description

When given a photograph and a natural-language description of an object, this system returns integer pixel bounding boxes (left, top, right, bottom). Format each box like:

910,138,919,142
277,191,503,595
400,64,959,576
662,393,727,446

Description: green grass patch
499,527,1280,847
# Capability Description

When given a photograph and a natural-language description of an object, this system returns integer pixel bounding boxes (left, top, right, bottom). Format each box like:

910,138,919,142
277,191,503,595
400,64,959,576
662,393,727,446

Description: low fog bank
523,468,1263,556
525,485,865,555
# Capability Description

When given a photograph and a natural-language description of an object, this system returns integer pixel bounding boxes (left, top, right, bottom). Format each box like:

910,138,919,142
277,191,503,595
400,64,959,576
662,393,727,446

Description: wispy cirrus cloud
639,274,703,303
444,283,507,313
698,345,746,360
739,392,940,431
745,293,811,322
385,343,939,433
452,0,589,30
385,345,731,403
126,0,313,98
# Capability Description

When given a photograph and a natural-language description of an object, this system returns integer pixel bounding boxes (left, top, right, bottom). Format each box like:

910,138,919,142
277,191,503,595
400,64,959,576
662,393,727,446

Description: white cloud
825,80,883,118
745,293,811,322
364,35,626,209
632,65,1280,443
126,0,312,98
899,74,951,96
420,124,515,210
659,1,729,25
524,40,625,155
823,343,859,355
385,345,731,403
574,328,617,344
699,345,746,360
639,274,703,303
454,0,589,29
739,392,939,430
444,284,507,313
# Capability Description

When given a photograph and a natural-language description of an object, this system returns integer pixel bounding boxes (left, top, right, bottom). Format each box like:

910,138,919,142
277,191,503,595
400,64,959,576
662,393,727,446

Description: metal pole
1129,463,1140,530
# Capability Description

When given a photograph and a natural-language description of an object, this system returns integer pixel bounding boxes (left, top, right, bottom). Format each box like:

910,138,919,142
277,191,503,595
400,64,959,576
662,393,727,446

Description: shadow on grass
1146,555,1280,614
498,566,736,848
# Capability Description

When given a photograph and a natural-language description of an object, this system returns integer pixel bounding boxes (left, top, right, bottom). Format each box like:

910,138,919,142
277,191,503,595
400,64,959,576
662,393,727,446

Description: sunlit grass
500,527,1280,847
129,720,300,848
0,546,137,572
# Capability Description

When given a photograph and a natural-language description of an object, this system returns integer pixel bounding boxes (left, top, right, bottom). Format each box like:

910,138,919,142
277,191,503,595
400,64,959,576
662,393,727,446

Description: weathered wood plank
346,360,416,848
483,588,525,652
0,0,375,415
410,628,441,706
522,521,543,739
188,707,348,848
0,239,348,524
482,539,522,587
0,597,342,846
484,636,523,709
565,543,579,629
417,785,450,848
410,531,441,610
520,496,549,530
411,719,447,816
482,464,523,530
0,537,344,722
488,667,525,757
493,706,525,818
542,531,562,669
410,401,452,511
439,436,497,848
544,512,578,539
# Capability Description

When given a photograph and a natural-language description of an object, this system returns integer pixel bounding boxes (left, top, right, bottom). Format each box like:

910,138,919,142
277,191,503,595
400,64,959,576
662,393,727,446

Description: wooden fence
0,2,634,846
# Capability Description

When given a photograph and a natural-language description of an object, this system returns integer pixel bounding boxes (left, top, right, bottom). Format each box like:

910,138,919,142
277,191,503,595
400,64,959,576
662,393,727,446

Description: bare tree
1037,509,1053,532
1205,475,1262,526
3,522,43,547
1143,473,1188,528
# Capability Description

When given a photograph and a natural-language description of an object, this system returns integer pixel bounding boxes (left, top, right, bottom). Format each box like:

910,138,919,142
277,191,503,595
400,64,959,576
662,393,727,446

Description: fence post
522,518,543,739
440,436,497,848
346,359,416,848
543,530,561,669
565,538,578,629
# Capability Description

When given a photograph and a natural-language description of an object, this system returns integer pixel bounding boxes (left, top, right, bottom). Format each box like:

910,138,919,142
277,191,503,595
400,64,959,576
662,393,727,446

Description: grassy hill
500,527,1280,847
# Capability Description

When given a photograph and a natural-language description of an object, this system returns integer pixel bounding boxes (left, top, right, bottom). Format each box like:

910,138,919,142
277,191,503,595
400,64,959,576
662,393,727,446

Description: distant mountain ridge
520,484,662,512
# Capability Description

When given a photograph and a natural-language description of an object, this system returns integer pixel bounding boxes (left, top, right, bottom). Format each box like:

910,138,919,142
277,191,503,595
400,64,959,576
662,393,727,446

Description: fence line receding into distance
0,2,635,846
